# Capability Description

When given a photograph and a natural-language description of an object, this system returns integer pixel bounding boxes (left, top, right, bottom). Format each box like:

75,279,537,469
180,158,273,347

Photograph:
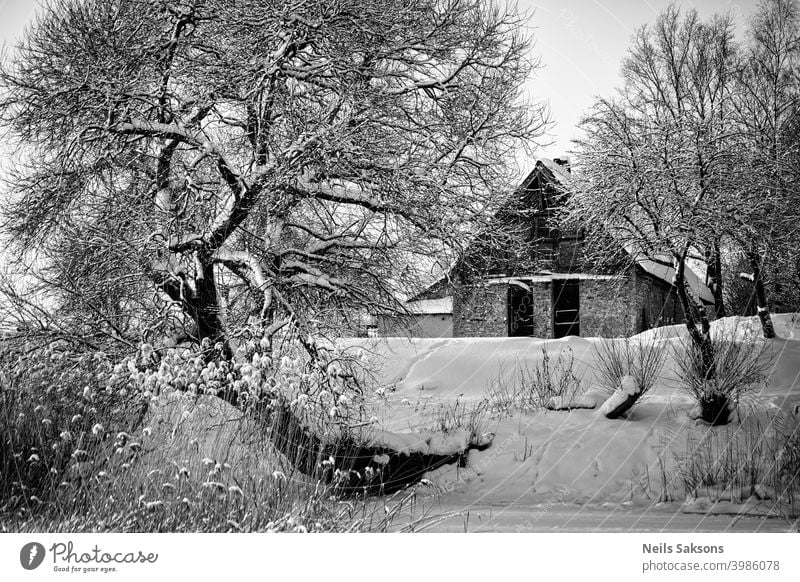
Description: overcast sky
521,0,753,160
0,0,757,163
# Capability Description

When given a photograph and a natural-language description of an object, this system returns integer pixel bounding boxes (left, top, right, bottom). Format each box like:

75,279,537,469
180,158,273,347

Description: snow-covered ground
343,314,800,531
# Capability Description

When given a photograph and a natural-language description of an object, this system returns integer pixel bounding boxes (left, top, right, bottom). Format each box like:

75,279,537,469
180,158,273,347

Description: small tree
567,6,737,386
673,332,773,425
567,3,800,422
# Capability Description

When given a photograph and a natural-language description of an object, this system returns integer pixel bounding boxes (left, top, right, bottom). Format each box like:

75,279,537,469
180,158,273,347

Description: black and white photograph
0,0,799,577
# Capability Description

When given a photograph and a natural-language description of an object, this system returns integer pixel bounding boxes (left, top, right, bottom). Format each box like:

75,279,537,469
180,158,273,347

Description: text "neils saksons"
643,543,724,554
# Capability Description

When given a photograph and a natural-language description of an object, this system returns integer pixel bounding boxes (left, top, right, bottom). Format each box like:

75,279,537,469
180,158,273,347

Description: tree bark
674,254,729,424
202,384,492,495
706,240,726,318
148,260,231,359
256,398,490,495
192,260,231,358
746,248,777,339
674,256,715,379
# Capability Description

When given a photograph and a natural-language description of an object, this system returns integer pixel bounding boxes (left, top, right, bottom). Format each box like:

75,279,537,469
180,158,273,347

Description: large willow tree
0,0,545,355
0,0,546,491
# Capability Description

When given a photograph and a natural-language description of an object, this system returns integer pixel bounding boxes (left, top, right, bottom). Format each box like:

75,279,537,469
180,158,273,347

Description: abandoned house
383,158,714,339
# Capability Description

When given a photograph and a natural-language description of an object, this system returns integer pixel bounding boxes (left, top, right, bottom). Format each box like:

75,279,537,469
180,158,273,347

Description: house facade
452,266,692,338
387,158,713,339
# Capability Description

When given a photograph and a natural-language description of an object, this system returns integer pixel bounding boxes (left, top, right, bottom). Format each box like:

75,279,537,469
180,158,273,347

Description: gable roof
537,158,572,185
410,158,714,306
528,162,714,305
514,158,572,202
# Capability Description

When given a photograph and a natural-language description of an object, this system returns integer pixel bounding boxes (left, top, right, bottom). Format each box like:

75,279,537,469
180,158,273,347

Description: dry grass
428,396,492,445
652,409,800,519
672,333,774,425
487,346,584,412
0,337,431,532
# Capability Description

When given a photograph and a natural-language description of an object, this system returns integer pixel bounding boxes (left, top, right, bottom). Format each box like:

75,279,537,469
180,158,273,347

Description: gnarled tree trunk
208,358,493,495
259,399,491,494
674,255,729,425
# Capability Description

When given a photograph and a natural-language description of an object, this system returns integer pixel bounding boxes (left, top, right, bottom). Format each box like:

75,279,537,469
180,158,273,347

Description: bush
488,346,584,412
430,396,491,445
593,336,667,402
673,333,774,425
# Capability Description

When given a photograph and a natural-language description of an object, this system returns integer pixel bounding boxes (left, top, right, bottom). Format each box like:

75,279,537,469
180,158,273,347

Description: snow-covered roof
486,273,620,289
481,261,713,305
537,158,572,185
630,253,714,305
516,158,572,194
406,296,453,314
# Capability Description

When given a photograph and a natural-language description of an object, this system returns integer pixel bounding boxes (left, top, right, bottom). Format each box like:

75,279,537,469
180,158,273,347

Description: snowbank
344,314,800,514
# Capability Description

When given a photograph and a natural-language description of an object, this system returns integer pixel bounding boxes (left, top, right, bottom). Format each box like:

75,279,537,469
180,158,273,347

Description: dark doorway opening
552,279,579,338
508,284,535,337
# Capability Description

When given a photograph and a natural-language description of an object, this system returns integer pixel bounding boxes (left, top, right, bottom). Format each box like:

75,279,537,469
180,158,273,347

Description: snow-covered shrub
489,347,584,412
672,333,773,425
592,336,666,411
430,396,489,443
524,346,584,408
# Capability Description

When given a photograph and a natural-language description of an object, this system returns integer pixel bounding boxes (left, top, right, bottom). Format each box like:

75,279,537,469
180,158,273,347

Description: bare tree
0,0,546,354
729,0,800,337
0,0,546,489
566,6,738,423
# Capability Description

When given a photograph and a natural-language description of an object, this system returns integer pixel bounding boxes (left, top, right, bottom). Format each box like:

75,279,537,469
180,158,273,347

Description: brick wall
529,282,553,338
455,277,641,338
579,270,688,337
635,269,683,329
453,269,698,339
454,280,554,338
453,282,508,337
579,276,637,337
377,313,453,338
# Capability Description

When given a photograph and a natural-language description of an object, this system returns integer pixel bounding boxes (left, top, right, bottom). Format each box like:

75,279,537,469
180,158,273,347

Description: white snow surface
487,273,618,285
405,297,452,315
339,313,800,515
618,375,639,396
368,427,471,456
